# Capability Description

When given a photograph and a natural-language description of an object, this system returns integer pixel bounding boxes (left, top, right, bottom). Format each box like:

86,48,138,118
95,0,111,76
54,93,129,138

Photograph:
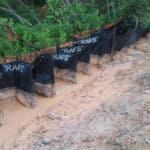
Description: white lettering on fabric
53,54,71,62
61,46,83,54
3,64,25,72
75,36,99,45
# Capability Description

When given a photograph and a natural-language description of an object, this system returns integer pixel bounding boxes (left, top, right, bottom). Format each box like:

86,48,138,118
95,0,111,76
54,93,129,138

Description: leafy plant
0,0,149,58
98,0,150,29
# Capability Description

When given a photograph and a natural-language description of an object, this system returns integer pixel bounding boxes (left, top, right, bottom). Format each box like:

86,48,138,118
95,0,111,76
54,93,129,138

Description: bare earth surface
0,34,150,150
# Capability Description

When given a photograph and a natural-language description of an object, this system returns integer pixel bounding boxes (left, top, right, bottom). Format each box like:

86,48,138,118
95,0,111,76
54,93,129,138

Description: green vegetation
0,0,149,58
101,0,150,28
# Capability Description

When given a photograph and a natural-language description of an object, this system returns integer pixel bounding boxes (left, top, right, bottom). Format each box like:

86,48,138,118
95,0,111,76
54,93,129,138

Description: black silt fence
128,25,147,45
0,61,34,94
73,35,99,63
32,53,55,84
113,17,147,51
91,27,113,56
53,49,78,72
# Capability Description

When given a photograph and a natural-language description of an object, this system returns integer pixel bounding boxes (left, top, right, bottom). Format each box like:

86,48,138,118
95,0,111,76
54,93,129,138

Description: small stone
143,90,150,94
145,136,150,144
52,137,62,142
48,112,62,121
41,138,51,145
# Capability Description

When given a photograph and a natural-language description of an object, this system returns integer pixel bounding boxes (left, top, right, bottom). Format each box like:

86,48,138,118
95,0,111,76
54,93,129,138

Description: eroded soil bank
0,34,150,150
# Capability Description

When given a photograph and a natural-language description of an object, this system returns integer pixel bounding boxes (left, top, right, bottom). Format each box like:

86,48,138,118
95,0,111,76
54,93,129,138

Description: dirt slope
0,33,150,150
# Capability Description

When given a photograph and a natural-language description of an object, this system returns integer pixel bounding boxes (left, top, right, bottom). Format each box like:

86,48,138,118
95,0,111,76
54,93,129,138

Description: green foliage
0,0,103,58
0,0,149,58
99,0,150,29
0,0,40,27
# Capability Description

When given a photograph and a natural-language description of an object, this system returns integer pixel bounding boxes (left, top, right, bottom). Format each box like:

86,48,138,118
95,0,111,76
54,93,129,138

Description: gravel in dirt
0,33,150,150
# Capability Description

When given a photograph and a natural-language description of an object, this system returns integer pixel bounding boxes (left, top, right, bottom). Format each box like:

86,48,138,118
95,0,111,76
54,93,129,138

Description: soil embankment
0,34,150,150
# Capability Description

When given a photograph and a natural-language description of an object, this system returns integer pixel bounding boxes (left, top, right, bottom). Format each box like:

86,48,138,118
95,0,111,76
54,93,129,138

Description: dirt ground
0,34,150,150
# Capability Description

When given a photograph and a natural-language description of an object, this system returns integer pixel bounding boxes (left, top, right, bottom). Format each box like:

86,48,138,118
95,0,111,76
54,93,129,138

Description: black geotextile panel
79,48,91,64
114,30,132,51
75,45,91,64
91,27,113,56
128,25,147,45
114,24,146,51
115,17,136,36
53,48,78,72
16,61,34,93
73,35,99,62
0,61,34,94
0,63,16,89
32,53,55,84
114,17,137,51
